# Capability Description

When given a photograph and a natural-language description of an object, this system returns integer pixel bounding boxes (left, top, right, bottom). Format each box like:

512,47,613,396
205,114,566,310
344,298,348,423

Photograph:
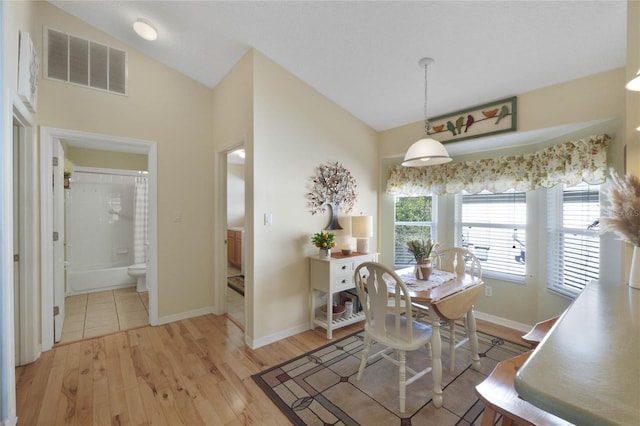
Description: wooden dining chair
475,351,572,426
354,262,433,413
521,316,560,348
414,247,482,371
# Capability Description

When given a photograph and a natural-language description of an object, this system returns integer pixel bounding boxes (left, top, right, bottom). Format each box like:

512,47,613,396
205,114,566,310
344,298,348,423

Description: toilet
128,263,147,292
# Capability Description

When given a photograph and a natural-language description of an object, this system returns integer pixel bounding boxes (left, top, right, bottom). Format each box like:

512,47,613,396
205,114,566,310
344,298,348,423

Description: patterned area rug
227,275,244,295
253,325,527,425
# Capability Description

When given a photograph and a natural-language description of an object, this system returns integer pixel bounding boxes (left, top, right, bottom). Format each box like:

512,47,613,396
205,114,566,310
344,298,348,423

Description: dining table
391,267,484,408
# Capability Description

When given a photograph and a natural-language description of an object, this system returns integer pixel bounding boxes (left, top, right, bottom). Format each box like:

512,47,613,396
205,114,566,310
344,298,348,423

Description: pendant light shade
402,137,453,166
626,69,640,91
402,57,452,167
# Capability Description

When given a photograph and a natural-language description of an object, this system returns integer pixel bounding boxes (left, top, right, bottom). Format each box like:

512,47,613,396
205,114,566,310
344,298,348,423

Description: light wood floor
15,314,525,425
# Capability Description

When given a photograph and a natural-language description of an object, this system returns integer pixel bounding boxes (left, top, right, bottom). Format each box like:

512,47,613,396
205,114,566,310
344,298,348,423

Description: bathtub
66,265,136,295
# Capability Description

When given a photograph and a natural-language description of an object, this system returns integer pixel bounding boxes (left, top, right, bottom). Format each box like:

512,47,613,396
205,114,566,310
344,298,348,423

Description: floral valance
386,134,610,196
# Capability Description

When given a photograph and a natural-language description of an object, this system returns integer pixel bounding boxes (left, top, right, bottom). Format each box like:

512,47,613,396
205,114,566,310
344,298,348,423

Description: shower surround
65,167,148,295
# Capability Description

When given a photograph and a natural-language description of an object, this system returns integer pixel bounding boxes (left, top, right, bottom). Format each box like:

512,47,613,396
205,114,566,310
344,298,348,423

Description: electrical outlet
485,286,493,297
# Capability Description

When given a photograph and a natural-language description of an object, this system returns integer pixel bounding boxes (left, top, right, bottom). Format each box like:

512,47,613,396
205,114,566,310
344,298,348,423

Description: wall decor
18,31,38,112
307,162,358,230
426,96,516,144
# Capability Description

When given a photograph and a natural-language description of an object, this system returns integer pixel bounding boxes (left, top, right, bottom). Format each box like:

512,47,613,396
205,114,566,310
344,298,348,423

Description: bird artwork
432,124,444,133
464,114,474,133
446,120,456,136
495,105,509,124
455,116,464,135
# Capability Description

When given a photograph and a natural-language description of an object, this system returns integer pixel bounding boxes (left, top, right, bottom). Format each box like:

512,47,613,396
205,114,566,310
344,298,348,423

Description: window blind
457,190,527,278
547,182,600,295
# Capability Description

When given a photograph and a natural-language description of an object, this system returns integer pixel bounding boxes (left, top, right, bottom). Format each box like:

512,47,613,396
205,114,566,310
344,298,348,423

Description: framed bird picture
427,96,516,144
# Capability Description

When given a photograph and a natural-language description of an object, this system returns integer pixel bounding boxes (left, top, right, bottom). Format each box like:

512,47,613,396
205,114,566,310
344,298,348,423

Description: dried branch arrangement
601,169,640,247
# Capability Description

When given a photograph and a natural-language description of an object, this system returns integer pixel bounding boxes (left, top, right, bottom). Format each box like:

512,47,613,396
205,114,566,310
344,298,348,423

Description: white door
53,141,65,342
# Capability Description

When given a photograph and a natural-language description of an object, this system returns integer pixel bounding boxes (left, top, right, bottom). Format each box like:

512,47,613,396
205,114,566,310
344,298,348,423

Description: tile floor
60,287,149,344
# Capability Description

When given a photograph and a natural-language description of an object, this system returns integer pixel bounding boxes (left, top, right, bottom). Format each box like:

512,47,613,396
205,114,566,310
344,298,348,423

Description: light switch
264,213,272,226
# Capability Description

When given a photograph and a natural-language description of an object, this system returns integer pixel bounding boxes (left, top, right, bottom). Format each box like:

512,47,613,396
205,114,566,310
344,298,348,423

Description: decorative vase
415,260,433,281
324,202,343,230
319,248,331,258
630,246,640,289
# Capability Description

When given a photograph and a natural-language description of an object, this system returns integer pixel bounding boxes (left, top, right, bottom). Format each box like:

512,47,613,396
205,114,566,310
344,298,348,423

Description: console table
309,252,377,339
515,280,640,425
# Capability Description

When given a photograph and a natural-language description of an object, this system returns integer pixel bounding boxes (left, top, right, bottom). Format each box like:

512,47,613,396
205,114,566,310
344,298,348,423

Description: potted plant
407,239,436,280
312,231,337,257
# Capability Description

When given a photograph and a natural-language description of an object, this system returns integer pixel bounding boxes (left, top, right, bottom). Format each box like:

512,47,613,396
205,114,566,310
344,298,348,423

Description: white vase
630,246,640,289
319,248,331,258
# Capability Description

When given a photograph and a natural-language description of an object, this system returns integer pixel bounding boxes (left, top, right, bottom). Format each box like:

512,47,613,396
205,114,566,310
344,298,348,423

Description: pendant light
626,68,640,91
402,57,452,167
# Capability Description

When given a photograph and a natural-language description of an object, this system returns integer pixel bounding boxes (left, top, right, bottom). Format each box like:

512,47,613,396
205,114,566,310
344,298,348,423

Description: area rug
253,325,527,426
227,275,244,295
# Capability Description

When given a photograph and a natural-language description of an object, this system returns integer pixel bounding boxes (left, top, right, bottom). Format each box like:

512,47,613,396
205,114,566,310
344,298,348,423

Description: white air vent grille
45,28,127,95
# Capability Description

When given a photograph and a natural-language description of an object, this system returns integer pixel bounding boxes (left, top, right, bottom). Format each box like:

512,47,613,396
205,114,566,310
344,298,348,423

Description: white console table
309,252,377,339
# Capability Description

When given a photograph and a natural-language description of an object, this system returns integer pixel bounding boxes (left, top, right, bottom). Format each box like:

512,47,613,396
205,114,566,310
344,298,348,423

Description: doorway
226,146,246,328
40,127,158,352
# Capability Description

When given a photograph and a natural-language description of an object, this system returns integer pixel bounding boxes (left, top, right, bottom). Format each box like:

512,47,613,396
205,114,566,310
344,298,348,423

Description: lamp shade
401,137,452,167
351,216,373,238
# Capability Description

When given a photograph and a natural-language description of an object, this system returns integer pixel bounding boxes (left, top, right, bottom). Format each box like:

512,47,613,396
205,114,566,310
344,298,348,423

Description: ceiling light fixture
402,57,452,167
133,18,158,41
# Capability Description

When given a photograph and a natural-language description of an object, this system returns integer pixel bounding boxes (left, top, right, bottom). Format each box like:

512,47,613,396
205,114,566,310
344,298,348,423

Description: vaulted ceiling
50,1,627,132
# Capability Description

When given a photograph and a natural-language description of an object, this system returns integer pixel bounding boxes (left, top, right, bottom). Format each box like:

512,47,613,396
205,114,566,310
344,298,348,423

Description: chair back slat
355,262,415,344
433,247,482,279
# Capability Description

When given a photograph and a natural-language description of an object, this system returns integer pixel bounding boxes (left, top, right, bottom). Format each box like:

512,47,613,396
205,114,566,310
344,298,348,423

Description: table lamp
351,216,373,254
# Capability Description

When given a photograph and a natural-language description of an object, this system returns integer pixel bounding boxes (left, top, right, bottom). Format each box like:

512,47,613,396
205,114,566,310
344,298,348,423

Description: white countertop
515,280,640,425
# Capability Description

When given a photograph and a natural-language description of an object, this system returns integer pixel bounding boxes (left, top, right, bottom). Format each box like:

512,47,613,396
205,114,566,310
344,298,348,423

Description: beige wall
627,0,640,175
8,1,216,321
65,146,148,171
4,0,632,345
379,68,625,327
211,50,254,337
251,50,378,343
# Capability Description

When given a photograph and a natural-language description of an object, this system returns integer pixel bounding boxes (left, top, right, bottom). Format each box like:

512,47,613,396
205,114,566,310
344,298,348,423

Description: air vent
45,28,127,95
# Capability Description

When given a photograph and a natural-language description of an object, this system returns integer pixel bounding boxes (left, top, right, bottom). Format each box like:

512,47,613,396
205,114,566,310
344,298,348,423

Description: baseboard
474,311,531,333
1,416,18,426
157,306,216,325
246,323,310,350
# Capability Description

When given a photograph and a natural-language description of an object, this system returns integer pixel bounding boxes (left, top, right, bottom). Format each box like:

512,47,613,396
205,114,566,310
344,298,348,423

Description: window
456,190,527,280
394,196,433,266
547,182,600,296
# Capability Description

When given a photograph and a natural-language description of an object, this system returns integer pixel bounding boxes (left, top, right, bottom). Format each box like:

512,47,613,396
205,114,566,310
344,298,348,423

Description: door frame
12,92,39,365
216,137,250,343
40,127,158,351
